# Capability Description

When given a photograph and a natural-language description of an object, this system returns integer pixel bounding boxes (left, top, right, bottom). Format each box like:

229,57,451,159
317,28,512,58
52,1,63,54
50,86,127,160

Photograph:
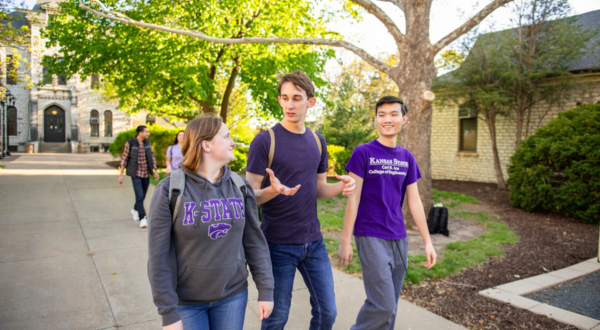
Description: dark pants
261,238,337,330
131,176,150,219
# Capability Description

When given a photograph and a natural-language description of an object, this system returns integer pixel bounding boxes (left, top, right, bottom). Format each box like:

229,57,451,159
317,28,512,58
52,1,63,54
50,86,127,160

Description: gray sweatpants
351,236,409,330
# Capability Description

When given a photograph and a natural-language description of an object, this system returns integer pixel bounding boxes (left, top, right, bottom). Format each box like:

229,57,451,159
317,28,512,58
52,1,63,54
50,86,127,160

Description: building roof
436,9,600,83
568,9,600,72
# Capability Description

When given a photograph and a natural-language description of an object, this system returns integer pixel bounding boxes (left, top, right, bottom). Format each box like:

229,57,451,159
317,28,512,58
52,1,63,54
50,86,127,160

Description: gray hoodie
147,166,274,326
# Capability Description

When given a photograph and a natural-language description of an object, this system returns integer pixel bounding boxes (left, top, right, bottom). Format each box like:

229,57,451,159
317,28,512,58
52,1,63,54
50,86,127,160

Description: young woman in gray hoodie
148,116,274,330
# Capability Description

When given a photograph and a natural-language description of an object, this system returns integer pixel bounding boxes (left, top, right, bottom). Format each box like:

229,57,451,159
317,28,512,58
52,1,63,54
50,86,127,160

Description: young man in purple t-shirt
338,96,437,330
246,71,355,330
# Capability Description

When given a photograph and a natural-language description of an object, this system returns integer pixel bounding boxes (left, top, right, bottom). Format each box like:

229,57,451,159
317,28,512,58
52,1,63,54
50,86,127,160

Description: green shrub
507,104,600,224
230,146,249,172
328,145,353,175
109,125,182,168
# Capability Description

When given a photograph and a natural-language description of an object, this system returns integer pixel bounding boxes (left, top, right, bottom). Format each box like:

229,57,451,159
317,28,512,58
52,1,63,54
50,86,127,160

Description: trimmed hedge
109,125,181,168
328,144,353,175
507,104,600,224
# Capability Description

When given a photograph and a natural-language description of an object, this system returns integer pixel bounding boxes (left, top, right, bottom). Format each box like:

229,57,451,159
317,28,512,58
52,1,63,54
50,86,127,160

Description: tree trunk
394,1,437,229
515,109,524,149
484,111,507,189
220,65,239,124
524,105,532,139
201,101,213,114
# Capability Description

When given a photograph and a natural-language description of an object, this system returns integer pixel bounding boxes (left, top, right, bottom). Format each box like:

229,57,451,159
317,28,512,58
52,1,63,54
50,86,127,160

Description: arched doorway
44,106,66,142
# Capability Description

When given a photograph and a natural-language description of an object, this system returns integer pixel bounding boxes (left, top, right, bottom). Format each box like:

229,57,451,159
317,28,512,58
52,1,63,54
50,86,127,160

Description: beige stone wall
431,76,600,183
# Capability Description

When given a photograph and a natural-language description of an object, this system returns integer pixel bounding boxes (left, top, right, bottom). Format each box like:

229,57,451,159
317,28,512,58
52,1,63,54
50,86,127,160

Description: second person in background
166,130,185,174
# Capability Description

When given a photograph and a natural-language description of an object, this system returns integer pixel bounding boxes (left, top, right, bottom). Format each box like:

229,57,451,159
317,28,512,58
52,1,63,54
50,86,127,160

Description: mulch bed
402,180,599,329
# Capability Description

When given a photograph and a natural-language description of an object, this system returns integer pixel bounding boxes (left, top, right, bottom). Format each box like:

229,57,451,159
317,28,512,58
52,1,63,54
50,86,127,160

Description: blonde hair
181,115,223,173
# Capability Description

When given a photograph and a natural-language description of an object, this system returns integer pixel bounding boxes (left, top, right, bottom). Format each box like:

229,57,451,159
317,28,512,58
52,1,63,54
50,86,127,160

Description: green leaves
42,0,334,122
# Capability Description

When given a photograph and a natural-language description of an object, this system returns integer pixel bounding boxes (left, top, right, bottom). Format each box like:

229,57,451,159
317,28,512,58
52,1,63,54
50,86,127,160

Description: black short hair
375,96,408,116
136,125,147,136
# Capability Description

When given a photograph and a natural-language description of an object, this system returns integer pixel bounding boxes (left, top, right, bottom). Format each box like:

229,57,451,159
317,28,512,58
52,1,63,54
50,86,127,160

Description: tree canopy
42,0,336,122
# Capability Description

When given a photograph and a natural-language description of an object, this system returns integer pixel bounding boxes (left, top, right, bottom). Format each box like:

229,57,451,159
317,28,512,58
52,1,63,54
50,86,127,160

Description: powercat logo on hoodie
182,199,245,239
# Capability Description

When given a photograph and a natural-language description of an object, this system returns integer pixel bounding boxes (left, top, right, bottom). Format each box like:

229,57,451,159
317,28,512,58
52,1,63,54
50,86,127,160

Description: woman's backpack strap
168,169,186,224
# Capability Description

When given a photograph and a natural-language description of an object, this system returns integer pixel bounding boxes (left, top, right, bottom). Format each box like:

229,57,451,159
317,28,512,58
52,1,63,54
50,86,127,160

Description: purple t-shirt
345,140,421,240
167,144,183,170
246,123,328,244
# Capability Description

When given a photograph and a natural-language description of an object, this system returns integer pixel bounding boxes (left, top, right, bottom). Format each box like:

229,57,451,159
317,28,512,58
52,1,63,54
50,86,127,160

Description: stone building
431,9,600,184
0,0,132,154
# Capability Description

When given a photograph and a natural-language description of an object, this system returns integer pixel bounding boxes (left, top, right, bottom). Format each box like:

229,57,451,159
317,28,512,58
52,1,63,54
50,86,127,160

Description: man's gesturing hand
336,175,356,197
266,168,301,196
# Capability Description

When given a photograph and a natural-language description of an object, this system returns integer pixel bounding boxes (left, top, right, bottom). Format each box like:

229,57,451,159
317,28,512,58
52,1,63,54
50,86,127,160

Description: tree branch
349,0,405,50
79,1,392,75
432,0,515,54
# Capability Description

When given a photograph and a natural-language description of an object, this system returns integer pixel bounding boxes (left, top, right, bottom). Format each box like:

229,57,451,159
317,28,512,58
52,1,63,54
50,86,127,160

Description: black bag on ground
427,207,449,236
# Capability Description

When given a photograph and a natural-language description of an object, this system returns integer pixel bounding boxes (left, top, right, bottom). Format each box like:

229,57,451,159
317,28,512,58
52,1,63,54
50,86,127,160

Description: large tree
435,34,513,189
79,0,518,224
503,0,594,148
43,0,334,123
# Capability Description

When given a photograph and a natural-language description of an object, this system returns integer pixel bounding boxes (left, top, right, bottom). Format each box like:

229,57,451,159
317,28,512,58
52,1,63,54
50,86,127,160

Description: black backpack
427,206,449,236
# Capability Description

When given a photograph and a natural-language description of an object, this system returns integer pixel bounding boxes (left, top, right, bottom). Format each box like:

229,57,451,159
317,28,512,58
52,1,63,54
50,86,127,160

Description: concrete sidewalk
0,153,467,330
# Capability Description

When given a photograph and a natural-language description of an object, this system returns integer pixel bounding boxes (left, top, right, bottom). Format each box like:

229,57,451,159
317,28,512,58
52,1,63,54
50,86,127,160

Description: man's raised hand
336,175,356,197
266,168,301,196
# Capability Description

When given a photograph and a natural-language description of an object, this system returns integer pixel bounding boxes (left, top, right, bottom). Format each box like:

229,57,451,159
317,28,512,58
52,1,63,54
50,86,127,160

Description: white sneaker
131,209,140,221
140,218,148,228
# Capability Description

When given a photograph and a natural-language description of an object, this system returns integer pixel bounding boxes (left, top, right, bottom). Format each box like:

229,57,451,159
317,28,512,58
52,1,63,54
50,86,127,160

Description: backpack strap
168,169,186,224
230,172,247,201
260,128,276,189
311,129,322,157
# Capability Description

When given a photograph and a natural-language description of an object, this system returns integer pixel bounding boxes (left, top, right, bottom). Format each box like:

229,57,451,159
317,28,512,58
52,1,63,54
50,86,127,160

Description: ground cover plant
318,188,519,285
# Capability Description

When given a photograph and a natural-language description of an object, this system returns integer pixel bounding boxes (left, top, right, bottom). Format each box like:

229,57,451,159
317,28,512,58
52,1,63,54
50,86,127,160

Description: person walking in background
118,125,159,228
337,96,437,330
166,130,185,174
148,116,274,330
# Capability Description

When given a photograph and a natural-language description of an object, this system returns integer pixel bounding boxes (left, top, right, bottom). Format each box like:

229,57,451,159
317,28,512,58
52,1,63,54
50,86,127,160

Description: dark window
90,110,99,137
90,145,99,152
8,106,17,136
42,66,52,84
58,72,67,85
6,55,17,85
459,118,477,152
91,75,100,89
104,110,112,137
146,114,155,125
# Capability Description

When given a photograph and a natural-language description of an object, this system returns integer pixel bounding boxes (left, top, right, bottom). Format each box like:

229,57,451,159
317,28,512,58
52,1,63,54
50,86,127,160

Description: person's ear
308,97,317,108
201,140,210,153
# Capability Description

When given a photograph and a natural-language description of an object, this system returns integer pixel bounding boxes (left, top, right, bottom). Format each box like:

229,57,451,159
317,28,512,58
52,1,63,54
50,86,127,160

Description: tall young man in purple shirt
246,71,355,330
337,96,437,330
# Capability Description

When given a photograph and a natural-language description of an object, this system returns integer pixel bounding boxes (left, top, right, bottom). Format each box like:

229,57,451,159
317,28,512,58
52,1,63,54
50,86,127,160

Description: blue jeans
178,289,248,330
261,238,337,330
131,176,150,219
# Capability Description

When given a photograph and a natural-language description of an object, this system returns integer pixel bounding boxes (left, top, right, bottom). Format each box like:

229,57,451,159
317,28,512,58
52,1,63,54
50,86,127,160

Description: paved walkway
0,153,467,330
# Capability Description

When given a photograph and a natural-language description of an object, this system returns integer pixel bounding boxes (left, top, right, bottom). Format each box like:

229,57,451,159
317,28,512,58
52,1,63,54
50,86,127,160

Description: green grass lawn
317,189,519,286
